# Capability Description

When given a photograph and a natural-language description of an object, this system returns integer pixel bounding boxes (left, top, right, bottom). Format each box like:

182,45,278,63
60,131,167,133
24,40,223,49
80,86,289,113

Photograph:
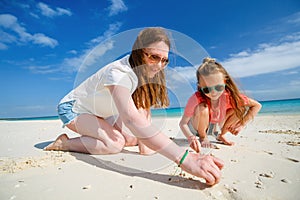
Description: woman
45,27,224,185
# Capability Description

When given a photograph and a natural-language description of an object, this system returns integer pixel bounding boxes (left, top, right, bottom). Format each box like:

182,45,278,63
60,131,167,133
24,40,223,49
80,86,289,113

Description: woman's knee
89,138,125,155
104,135,126,154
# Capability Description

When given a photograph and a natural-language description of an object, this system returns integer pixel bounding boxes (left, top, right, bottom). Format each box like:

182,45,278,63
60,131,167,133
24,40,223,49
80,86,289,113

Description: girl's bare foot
200,138,218,149
44,134,69,151
217,134,234,146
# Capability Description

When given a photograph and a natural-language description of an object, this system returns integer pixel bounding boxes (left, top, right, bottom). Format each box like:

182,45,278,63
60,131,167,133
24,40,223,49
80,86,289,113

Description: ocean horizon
1,98,300,121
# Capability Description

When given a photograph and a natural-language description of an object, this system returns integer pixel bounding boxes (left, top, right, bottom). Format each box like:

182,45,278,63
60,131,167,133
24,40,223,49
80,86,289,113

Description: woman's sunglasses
143,51,169,66
200,84,226,94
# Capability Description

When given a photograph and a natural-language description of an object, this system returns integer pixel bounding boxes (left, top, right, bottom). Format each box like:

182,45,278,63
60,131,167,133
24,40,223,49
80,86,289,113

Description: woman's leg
135,108,156,155
45,114,126,154
113,117,138,147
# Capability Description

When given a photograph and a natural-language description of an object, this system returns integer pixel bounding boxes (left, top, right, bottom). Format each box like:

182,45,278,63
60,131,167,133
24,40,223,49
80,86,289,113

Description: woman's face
143,41,169,78
199,72,225,101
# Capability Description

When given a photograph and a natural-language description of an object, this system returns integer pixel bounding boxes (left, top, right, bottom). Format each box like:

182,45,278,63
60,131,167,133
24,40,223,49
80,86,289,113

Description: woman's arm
107,85,183,161
107,85,224,185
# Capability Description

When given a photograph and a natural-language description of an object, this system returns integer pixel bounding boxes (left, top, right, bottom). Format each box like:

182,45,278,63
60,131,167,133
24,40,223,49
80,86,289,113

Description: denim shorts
57,100,79,128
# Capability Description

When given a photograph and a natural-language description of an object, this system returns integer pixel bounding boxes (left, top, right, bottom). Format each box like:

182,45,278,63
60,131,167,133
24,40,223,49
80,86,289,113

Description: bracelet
178,149,189,167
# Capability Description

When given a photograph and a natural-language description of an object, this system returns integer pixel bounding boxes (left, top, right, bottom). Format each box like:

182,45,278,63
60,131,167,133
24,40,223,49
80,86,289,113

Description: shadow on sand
34,138,210,190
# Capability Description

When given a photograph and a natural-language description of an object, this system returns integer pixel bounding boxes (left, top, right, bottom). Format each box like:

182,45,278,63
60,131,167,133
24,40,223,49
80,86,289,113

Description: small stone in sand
286,157,299,163
259,172,274,178
281,178,292,184
82,185,91,190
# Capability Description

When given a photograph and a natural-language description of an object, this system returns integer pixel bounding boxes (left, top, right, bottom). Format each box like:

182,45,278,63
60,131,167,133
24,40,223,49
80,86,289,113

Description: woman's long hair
129,27,170,109
197,57,246,123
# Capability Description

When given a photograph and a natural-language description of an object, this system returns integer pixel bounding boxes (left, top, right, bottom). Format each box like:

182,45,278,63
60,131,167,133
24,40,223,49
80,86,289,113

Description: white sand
0,114,299,199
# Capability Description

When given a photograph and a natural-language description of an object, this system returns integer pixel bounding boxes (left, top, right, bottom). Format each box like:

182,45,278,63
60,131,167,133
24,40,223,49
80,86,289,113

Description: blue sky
1,0,300,118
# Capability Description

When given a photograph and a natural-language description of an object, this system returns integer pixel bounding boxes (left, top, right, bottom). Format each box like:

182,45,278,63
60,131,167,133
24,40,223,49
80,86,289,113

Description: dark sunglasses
201,84,226,94
143,51,169,66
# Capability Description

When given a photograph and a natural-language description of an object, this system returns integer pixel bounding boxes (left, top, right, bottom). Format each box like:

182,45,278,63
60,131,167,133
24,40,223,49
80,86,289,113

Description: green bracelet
178,149,189,167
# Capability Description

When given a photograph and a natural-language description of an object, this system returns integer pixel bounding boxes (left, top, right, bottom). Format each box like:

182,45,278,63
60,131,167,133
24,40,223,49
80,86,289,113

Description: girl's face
199,72,226,101
143,41,169,78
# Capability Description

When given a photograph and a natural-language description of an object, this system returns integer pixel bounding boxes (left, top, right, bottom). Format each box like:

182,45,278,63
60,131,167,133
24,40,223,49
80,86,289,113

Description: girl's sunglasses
143,51,169,66
201,84,226,94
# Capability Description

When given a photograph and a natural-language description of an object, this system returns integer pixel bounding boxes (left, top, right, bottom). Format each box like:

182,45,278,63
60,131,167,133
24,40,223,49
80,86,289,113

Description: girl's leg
192,104,215,148
217,109,237,145
45,114,126,154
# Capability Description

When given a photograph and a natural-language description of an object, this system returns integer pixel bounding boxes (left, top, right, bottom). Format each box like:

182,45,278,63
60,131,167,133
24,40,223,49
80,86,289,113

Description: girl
180,57,261,152
45,28,224,185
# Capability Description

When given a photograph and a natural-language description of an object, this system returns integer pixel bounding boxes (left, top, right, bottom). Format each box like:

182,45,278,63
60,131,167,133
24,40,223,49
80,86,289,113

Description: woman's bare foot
124,134,138,147
44,134,69,151
217,134,234,146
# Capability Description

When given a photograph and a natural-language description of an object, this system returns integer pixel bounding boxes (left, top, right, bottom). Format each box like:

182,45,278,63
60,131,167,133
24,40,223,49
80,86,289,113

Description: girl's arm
107,85,224,185
179,115,194,138
179,115,201,153
243,98,262,124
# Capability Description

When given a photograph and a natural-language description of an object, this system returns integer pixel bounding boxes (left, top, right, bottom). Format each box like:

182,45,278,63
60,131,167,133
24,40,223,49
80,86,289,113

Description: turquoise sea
1,98,300,121
151,98,300,117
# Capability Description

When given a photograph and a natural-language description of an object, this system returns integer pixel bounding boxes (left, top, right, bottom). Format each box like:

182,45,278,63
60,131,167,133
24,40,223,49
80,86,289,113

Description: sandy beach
0,114,299,200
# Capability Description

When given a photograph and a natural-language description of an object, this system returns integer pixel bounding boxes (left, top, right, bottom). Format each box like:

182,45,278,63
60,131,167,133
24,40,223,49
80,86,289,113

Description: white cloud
285,11,300,25
31,33,58,48
0,42,7,50
60,23,121,73
27,22,122,75
88,23,122,45
0,14,25,34
167,66,197,85
0,14,58,48
37,2,72,18
247,82,300,101
26,65,60,74
68,50,78,55
222,36,300,78
165,31,300,102
108,0,128,16
0,29,17,46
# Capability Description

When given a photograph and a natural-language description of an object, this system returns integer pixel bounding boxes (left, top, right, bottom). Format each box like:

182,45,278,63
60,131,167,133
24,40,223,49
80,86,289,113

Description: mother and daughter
45,27,260,185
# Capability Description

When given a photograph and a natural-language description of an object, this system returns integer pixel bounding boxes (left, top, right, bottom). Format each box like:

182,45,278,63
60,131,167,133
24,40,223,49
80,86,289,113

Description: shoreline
0,114,299,199
1,111,300,122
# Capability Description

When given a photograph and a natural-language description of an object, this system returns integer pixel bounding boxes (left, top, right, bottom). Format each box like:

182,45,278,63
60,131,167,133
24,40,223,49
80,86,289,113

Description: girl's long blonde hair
197,57,246,123
129,27,170,109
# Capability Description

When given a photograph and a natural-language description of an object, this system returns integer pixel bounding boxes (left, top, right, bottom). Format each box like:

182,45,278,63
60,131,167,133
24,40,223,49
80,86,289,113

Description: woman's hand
180,152,224,185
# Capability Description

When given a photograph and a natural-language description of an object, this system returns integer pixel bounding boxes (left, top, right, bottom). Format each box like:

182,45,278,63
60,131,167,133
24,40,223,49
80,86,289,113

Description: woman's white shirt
60,55,138,119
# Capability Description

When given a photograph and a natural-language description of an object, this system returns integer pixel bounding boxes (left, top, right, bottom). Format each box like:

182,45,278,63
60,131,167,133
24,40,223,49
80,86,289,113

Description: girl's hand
188,135,201,153
180,152,224,185
228,122,244,135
